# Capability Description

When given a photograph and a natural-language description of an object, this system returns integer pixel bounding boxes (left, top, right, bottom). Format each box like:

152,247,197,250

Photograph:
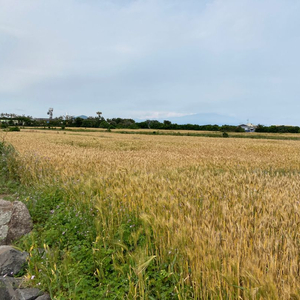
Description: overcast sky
1,0,300,125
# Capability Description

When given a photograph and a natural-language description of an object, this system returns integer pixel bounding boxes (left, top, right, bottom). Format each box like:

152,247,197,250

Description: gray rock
36,294,51,300
0,277,49,300
0,200,33,245
0,246,28,276
0,276,22,300
0,200,47,299
15,288,42,300
0,225,9,243
1,276,23,289
0,287,10,300
0,278,13,300
7,201,33,244
0,200,13,245
0,209,12,225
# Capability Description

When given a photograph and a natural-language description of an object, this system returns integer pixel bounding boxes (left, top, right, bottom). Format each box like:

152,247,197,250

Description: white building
239,123,256,132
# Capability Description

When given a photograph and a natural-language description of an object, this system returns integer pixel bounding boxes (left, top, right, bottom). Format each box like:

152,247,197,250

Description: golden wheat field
4,129,300,299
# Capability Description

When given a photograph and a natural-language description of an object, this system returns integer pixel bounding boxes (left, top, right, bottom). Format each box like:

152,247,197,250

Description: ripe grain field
3,129,300,299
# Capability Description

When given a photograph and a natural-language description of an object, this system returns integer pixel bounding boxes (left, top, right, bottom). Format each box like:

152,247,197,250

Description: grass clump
222,132,229,138
9,126,21,132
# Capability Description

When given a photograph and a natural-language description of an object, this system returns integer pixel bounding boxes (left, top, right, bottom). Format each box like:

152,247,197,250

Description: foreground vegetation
2,129,300,299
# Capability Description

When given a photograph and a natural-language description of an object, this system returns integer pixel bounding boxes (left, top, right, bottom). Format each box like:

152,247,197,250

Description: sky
1,0,300,125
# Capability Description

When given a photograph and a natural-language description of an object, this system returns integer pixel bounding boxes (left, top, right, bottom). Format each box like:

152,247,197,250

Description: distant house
239,123,256,132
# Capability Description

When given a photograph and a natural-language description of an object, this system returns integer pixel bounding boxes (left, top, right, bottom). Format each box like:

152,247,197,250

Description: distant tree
107,118,117,128
82,119,94,128
163,120,172,129
136,121,149,129
148,120,163,129
220,125,244,132
146,120,151,129
268,126,278,133
74,117,84,127
99,120,110,128
255,124,266,132
235,126,245,132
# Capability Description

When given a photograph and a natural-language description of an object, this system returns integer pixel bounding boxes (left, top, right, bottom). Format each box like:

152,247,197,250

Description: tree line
0,114,245,132
255,124,300,133
1,113,300,133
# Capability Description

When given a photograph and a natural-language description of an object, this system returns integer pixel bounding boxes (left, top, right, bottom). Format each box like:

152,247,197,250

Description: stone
15,288,42,300
0,246,28,276
0,200,13,245
0,199,33,245
0,277,22,300
1,276,23,289
0,277,49,300
0,199,47,299
0,277,14,300
0,209,12,226
0,225,9,243
6,201,33,244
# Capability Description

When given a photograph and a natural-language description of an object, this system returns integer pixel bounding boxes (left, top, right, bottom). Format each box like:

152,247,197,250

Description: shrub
9,126,20,132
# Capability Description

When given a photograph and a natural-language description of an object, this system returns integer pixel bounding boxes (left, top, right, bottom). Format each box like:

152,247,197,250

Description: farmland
2,129,300,299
